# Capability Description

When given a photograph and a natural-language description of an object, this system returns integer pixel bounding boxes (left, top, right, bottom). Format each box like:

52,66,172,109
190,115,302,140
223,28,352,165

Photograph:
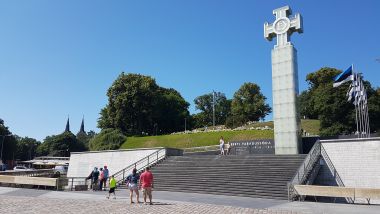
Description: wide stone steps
147,154,305,199
153,187,288,199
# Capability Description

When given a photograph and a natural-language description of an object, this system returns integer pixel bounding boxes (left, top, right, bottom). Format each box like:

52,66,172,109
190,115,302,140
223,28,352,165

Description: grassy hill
120,119,320,149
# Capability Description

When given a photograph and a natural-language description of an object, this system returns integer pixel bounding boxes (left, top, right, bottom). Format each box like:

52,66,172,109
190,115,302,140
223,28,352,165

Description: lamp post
212,91,216,129
184,118,187,133
0,134,12,164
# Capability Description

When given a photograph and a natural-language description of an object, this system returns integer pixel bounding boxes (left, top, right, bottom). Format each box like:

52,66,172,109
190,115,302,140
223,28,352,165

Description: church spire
79,116,85,134
65,116,70,132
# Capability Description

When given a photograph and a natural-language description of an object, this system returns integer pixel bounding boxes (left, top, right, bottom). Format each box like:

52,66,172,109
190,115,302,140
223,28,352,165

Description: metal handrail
288,140,321,201
320,145,354,203
291,140,321,185
288,142,354,203
66,177,89,191
112,148,167,186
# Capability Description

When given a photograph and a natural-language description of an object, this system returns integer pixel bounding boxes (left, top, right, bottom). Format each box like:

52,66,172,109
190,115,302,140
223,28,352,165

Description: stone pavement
0,187,378,214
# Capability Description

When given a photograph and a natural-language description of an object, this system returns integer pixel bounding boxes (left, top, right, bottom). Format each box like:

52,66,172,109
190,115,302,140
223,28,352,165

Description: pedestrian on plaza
98,168,104,191
106,175,117,199
139,167,154,205
226,141,231,155
219,136,225,155
103,165,109,191
88,167,99,191
126,168,140,204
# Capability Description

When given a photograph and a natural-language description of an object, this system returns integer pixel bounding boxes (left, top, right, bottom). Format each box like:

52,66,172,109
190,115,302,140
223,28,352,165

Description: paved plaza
0,187,378,214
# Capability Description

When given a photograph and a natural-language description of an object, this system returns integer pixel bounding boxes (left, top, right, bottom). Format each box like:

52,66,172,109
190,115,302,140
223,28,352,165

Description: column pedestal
272,44,301,154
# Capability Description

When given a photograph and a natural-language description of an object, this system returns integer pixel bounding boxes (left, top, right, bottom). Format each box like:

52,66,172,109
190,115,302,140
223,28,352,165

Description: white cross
264,6,303,47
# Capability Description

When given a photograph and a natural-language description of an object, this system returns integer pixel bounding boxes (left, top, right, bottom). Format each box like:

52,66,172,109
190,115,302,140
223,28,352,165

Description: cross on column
264,6,303,47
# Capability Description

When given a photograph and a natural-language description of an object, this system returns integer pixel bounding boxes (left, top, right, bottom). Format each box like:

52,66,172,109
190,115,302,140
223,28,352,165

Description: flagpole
363,87,370,138
358,75,364,138
359,74,365,137
353,68,359,138
366,103,371,137
359,75,366,138
364,104,369,137
363,93,368,138
361,75,368,137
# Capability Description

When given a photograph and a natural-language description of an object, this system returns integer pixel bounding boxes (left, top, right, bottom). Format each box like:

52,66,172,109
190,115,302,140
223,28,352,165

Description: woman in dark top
126,168,140,204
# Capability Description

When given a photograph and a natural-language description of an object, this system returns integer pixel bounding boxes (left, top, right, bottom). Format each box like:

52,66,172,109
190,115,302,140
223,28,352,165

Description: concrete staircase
151,154,306,199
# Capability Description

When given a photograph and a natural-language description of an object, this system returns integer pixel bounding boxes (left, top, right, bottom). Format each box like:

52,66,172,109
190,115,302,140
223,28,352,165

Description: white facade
321,138,380,204
264,6,302,154
67,148,160,178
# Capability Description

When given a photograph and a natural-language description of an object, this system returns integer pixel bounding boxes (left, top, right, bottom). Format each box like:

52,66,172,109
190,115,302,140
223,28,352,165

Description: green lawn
121,130,274,149
300,119,320,135
120,119,320,149
247,119,320,135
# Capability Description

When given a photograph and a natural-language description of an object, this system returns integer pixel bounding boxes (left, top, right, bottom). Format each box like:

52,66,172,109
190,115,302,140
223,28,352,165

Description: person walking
126,168,140,204
139,167,154,205
106,175,117,199
219,136,225,155
226,141,231,155
98,168,104,191
91,167,99,191
88,167,99,191
103,165,109,191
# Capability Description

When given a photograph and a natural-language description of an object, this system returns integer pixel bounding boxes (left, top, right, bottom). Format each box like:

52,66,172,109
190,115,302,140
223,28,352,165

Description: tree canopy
0,119,17,162
228,82,272,127
88,128,126,151
300,67,380,136
14,136,40,161
98,73,190,136
193,92,231,128
36,131,86,157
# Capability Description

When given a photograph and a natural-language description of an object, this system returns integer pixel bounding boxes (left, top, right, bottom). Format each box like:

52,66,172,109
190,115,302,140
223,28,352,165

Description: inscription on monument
230,139,275,155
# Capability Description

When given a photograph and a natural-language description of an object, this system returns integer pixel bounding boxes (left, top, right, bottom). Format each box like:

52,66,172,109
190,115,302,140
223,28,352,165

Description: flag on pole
333,65,354,87
347,83,356,103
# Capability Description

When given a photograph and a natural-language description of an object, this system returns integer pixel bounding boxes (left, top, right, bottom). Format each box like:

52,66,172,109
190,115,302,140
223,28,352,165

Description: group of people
125,167,154,205
88,166,154,204
219,136,231,155
87,165,109,191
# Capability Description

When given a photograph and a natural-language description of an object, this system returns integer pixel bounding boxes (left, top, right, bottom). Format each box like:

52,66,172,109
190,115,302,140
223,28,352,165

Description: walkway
0,187,378,214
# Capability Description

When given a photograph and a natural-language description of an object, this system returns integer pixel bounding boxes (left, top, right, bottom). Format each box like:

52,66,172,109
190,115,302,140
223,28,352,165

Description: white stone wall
67,148,160,178
272,44,301,154
321,138,380,203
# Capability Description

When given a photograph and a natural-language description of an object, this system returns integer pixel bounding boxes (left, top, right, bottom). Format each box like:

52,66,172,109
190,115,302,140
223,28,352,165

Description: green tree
229,83,271,126
76,130,96,150
88,128,126,151
98,73,158,135
15,136,40,161
299,90,318,119
153,87,190,134
300,67,380,136
98,73,190,135
0,119,17,162
193,92,231,127
37,132,86,157
191,112,208,129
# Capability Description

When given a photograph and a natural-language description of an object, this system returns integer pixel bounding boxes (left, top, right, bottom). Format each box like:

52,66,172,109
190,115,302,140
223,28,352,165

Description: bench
293,185,380,204
0,175,61,190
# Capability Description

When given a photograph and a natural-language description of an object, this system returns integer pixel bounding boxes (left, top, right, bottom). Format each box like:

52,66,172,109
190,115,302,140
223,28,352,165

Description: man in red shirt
139,167,154,205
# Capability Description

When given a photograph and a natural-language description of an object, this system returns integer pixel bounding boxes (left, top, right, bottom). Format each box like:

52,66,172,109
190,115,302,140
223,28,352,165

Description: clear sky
1,0,379,141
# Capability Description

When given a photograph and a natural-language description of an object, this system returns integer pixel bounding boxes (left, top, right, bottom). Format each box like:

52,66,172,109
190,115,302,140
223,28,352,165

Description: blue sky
1,0,379,141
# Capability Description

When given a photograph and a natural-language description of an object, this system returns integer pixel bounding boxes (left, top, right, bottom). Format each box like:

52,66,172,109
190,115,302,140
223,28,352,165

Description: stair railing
112,148,167,186
288,140,321,201
320,144,354,203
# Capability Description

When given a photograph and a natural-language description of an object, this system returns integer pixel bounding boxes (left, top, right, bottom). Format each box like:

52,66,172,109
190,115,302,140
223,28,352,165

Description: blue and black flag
333,65,353,87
